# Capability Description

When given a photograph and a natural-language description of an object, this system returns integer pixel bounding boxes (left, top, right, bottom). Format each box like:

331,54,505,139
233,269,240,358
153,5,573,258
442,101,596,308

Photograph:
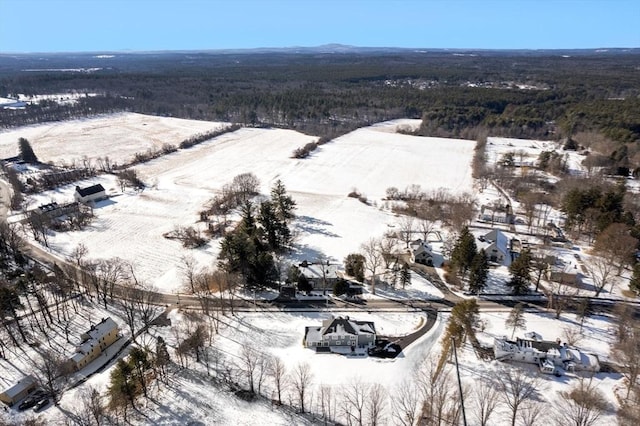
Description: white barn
74,184,107,204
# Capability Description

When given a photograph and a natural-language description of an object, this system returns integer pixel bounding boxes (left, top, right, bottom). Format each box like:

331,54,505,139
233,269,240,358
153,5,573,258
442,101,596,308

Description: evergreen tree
271,179,296,221
400,262,411,289
437,299,480,372
109,359,138,411
297,273,312,293
508,250,532,295
287,265,301,284
18,137,38,163
468,249,489,294
155,336,170,380
333,278,349,296
505,302,527,339
630,263,640,296
451,226,477,278
344,253,366,282
129,347,151,398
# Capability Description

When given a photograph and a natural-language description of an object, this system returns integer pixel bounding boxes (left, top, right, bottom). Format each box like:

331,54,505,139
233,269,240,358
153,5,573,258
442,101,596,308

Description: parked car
17,389,46,411
33,398,49,412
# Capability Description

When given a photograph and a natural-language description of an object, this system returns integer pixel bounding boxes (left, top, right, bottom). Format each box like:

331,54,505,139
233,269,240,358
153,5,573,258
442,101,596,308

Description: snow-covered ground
0,112,230,165
18,117,475,293
459,310,621,425
486,136,588,176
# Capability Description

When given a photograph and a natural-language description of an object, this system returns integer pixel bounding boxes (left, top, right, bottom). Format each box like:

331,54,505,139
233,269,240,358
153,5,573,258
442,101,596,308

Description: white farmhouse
409,239,434,266
480,229,512,265
71,317,120,370
494,332,599,373
304,316,376,354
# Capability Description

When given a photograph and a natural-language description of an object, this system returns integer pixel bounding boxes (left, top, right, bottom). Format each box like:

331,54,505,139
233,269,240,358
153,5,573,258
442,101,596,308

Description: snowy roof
482,229,510,254
299,262,341,280
1,375,36,399
321,317,376,336
75,184,105,197
80,317,118,343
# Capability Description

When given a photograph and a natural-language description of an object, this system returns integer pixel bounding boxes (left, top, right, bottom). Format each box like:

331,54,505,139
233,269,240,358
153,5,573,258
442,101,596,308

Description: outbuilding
0,375,37,406
74,184,107,204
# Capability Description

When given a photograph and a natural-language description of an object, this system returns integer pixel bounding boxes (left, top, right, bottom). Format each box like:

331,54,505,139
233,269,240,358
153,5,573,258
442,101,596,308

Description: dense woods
1,50,639,163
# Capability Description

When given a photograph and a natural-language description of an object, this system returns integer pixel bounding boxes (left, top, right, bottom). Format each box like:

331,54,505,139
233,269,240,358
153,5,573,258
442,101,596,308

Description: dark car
33,398,49,412
18,397,38,411
17,389,47,411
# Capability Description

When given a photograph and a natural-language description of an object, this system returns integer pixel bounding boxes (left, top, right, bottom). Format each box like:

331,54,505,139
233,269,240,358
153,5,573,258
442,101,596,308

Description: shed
0,375,37,406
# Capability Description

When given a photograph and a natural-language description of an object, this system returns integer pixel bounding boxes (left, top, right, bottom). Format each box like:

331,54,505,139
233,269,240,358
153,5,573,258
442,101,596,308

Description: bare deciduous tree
361,237,383,295
292,362,313,413
366,383,388,426
317,385,336,424
391,379,421,426
398,216,415,248
585,255,617,297
268,356,287,405
71,385,106,426
417,360,463,426
342,377,368,426
553,378,607,426
472,376,501,426
496,367,543,426
611,324,640,399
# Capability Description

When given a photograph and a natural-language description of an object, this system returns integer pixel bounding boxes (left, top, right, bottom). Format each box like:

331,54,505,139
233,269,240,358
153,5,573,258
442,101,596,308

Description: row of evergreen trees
449,227,533,295
218,180,296,288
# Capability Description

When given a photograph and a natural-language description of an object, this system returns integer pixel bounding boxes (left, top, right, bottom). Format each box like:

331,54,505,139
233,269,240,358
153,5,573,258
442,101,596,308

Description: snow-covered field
20,117,475,292
486,136,588,176
0,112,230,165
1,114,633,425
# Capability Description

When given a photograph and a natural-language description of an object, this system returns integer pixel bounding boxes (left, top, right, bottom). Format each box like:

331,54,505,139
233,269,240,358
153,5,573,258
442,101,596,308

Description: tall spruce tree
451,226,477,278
18,137,39,163
468,249,489,294
508,250,532,295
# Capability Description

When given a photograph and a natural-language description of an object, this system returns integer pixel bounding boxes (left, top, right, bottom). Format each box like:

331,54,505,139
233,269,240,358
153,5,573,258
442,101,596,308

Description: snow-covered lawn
440,309,622,425
18,117,476,293
0,112,230,165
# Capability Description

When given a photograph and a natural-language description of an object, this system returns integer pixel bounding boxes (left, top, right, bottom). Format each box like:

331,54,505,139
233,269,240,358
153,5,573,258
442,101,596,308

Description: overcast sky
1,0,638,52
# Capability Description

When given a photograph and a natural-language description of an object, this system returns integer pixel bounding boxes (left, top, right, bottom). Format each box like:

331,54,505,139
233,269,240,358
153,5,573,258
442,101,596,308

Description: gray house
299,261,341,291
304,316,376,353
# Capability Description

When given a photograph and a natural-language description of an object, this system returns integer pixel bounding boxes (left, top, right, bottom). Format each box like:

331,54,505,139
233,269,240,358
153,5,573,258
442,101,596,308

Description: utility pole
452,337,468,426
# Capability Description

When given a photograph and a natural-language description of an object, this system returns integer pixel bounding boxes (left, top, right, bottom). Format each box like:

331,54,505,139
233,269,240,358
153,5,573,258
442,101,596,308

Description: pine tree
451,226,477,278
271,179,296,221
508,250,532,295
109,359,138,411
505,302,527,338
344,253,365,282
400,262,411,289
468,249,489,294
18,137,38,163
155,336,170,380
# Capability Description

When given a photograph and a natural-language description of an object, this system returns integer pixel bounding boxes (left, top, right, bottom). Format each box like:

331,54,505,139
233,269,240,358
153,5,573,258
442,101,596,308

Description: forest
1,48,639,169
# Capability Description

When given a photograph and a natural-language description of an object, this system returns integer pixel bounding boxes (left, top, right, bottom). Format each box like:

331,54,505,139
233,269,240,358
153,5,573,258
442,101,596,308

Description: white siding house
74,184,106,204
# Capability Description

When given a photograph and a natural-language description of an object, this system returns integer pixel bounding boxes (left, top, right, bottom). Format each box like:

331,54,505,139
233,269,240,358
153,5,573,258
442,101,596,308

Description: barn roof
76,184,105,197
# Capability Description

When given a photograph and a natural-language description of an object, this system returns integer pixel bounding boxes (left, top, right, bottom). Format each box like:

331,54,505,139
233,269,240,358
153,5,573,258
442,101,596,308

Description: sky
0,0,638,53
